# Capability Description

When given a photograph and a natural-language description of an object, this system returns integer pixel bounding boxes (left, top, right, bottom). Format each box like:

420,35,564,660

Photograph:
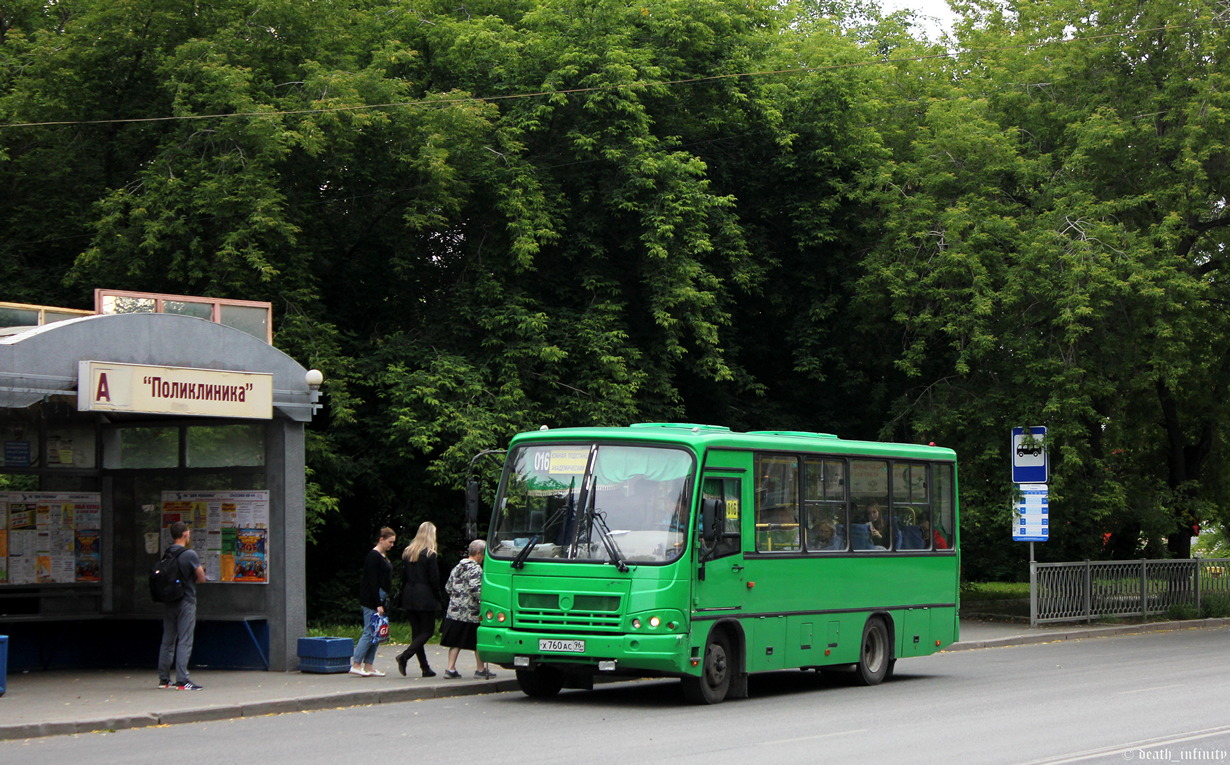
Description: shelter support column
267,420,308,671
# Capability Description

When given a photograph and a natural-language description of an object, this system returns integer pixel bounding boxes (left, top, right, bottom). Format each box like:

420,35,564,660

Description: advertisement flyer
0,492,104,586
232,528,267,582
75,530,101,582
161,491,269,584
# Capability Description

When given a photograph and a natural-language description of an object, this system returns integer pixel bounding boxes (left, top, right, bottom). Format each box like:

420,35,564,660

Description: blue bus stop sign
1014,484,1049,542
1011,426,1048,484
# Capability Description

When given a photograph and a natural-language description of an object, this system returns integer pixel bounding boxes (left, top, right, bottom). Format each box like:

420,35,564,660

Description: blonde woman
394,522,442,677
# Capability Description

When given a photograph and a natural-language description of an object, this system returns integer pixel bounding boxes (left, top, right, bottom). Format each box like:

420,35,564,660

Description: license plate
539,639,585,653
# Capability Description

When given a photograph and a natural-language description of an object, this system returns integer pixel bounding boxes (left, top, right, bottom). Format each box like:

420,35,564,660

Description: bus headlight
630,611,682,631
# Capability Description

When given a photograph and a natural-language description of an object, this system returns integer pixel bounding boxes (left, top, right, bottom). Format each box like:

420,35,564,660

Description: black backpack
149,546,187,603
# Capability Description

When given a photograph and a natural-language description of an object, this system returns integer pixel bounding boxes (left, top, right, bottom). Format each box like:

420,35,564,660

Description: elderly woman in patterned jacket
439,539,495,679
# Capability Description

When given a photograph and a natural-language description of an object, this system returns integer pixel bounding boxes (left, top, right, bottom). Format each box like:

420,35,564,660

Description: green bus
474,423,959,703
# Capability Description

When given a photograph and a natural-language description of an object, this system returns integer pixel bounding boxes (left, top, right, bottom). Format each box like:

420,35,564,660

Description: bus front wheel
854,617,891,686
682,632,732,704
517,667,564,698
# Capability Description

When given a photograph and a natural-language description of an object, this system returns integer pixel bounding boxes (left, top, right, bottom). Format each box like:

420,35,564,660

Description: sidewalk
2,618,1226,741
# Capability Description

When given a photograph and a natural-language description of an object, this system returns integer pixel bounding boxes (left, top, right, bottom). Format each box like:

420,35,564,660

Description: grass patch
961,582,1029,601
1200,593,1230,618
307,619,442,645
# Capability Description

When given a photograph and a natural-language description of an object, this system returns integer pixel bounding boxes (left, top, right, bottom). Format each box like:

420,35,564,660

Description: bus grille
515,592,623,632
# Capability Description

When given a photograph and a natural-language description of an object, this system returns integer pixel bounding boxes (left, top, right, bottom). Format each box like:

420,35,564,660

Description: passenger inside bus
810,519,845,551
921,517,949,549
850,502,888,550
864,502,888,547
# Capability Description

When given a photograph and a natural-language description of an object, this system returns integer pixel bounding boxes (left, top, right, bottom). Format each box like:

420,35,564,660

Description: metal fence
1030,558,1230,626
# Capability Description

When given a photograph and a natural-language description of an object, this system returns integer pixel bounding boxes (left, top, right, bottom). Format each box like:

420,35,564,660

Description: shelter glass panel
107,427,178,469
163,300,213,320
46,423,96,469
220,304,270,342
186,423,265,467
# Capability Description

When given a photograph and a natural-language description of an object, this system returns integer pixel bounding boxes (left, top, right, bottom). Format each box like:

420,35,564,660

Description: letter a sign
78,361,272,419
94,372,112,403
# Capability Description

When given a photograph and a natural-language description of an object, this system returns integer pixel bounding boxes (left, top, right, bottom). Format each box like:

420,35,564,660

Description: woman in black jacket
395,521,442,677
351,526,395,677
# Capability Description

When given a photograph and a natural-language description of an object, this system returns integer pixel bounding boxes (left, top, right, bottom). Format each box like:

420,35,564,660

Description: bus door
692,474,747,637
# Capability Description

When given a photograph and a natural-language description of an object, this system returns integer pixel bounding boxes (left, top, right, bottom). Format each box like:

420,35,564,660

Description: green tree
857,0,1230,571
3,0,891,613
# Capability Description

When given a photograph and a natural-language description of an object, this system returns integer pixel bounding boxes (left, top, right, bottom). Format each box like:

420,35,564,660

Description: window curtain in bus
592,446,693,485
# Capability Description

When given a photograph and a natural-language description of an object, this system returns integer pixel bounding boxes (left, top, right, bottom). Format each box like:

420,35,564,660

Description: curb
0,678,521,741
947,616,1230,652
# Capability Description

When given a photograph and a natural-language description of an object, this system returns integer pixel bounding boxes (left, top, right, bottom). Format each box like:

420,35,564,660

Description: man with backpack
156,521,207,690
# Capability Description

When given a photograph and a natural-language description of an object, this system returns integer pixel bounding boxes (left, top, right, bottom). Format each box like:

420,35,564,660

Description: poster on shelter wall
232,528,267,582
0,492,104,587
161,490,269,584
75,530,101,582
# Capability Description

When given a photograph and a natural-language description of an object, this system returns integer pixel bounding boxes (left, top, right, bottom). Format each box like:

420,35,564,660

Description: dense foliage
2,0,1227,614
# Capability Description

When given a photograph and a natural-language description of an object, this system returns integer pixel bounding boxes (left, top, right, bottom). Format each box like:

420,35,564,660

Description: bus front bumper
478,628,689,675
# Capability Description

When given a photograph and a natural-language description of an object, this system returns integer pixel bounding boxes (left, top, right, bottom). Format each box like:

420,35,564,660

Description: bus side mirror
701,498,723,544
465,479,479,537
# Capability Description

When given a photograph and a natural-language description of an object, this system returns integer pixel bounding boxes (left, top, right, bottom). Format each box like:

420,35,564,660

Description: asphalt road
5,625,1229,765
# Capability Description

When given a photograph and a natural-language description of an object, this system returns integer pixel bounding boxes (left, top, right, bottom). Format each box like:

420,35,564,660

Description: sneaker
422,668,437,678
442,669,462,679
175,681,204,691
348,666,370,677
367,668,386,677
474,669,497,680
158,680,172,689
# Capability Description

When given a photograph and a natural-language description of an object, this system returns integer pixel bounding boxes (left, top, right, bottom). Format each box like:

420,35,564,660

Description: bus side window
893,462,930,550
755,454,800,552
702,477,742,559
933,464,955,550
850,459,889,551
804,458,847,552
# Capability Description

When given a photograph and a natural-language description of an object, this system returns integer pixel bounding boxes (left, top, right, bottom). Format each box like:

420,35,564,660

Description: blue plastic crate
297,636,353,659
298,655,351,674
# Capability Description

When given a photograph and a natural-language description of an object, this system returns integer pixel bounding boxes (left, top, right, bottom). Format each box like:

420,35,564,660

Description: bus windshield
489,443,695,565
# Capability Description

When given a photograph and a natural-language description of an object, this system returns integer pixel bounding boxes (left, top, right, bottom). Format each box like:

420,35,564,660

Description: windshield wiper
510,534,540,570
590,509,629,573
512,477,576,570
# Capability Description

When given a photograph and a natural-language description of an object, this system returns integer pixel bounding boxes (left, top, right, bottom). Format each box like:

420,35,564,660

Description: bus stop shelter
0,304,319,672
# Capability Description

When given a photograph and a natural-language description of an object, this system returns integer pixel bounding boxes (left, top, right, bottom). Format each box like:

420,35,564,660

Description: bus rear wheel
682,632,732,704
853,617,891,686
516,667,564,698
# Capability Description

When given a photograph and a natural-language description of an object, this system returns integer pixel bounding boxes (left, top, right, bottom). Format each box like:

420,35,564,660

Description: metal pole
1195,559,1202,613
1084,560,1093,624
1029,545,1038,628
1140,559,1148,619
